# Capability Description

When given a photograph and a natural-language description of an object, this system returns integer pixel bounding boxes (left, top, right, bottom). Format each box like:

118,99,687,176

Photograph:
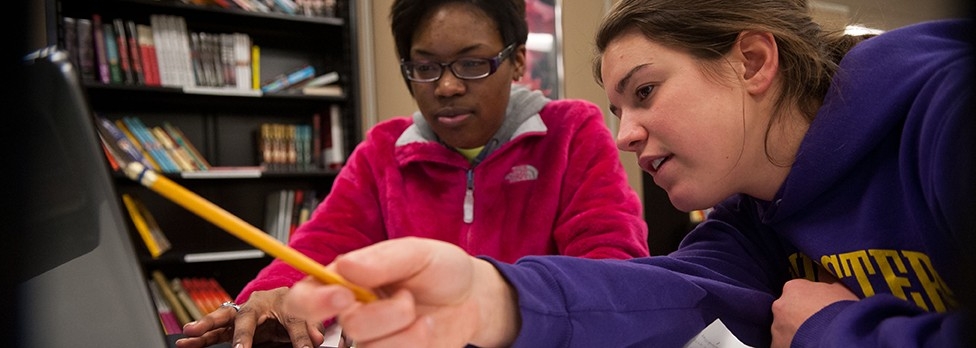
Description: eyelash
636,85,654,100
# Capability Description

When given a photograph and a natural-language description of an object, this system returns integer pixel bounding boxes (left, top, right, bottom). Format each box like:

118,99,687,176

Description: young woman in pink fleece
176,1,648,347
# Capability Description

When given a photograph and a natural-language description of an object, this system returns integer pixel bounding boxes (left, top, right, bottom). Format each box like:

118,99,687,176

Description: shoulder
364,116,414,141
539,99,606,125
843,19,973,76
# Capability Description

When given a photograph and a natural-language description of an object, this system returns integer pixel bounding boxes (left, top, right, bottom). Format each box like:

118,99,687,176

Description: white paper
318,323,343,348
682,318,753,348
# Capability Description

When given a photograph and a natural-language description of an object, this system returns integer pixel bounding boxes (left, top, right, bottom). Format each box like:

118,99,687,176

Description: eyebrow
412,44,487,60
614,63,651,95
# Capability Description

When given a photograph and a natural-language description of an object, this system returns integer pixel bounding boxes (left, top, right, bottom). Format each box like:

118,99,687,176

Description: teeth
651,157,666,171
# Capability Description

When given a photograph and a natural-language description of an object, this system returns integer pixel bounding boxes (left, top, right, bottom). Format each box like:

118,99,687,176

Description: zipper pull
464,169,474,223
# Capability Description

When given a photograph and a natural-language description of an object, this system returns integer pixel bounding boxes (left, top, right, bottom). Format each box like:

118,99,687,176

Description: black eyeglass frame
399,43,517,82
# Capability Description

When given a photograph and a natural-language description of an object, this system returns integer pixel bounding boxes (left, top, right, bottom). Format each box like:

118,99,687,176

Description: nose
615,111,647,153
435,68,466,97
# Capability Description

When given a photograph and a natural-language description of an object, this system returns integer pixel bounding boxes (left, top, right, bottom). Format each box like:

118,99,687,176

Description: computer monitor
12,47,169,347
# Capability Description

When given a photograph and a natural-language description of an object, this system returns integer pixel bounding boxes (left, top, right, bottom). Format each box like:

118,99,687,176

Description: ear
512,45,527,81
734,31,778,95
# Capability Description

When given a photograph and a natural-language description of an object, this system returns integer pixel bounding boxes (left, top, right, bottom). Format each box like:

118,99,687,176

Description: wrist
469,258,520,347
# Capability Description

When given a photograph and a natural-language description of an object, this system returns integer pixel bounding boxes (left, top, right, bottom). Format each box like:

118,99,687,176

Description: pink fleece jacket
237,91,648,302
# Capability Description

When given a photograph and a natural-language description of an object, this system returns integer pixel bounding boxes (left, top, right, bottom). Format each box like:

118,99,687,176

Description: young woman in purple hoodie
279,0,975,347
176,1,649,347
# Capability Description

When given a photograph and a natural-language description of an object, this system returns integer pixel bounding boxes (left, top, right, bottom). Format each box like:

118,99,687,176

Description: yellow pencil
122,161,377,303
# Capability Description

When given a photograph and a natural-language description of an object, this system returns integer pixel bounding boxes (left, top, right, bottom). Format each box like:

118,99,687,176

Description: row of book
257,105,346,171
148,270,235,335
180,0,340,18
95,115,211,173
264,189,320,244
121,188,324,260
61,13,343,95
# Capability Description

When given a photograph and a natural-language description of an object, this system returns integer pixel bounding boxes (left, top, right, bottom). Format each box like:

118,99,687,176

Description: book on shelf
250,45,261,90
98,137,122,171
301,85,343,97
286,71,343,97
218,33,235,87
288,71,339,89
234,33,252,90
270,0,298,15
181,278,216,314
327,104,346,169
76,18,98,82
151,270,192,326
151,14,197,87
121,193,172,258
114,119,163,171
187,277,234,314
136,23,162,86
102,22,123,83
112,18,135,84
147,280,184,334
93,115,157,170
169,277,204,321
163,122,212,170
122,116,182,173
62,17,80,74
124,20,146,85
264,189,320,242
260,65,315,93
151,126,199,172
91,14,111,83
230,0,256,11
311,113,322,168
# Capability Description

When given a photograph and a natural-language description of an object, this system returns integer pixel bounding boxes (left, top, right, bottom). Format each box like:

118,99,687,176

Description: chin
667,192,714,213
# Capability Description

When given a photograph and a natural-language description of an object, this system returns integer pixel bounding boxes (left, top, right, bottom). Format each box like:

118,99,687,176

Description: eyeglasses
400,44,516,82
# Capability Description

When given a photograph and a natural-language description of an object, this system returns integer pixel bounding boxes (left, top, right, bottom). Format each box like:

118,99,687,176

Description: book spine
170,277,204,321
102,22,123,83
76,19,97,82
91,14,111,83
125,20,146,85
328,104,345,169
113,18,134,84
147,280,183,334
94,115,153,169
137,24,161,86
250,45,261,90
261,65,314,93
114,119,162,171
234,33,252,90
62,17,80,72
122,194,163,257
163,122,211,170
133,193,172,254
123,117,181,173
151,271,192,326
152,126,196,172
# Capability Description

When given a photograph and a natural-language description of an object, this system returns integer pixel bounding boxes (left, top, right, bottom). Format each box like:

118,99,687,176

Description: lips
434,108,473,127
640,155,672,174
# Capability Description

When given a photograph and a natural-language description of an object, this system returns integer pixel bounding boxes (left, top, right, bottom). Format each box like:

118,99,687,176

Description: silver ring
220,301,241,312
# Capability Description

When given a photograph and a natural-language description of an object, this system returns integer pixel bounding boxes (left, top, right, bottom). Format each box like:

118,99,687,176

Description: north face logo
505,164,538,183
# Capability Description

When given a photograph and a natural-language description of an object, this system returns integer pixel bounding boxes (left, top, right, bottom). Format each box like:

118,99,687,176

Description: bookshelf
53,0,361,297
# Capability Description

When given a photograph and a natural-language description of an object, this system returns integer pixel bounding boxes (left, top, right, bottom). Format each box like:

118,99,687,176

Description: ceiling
812,0,968,30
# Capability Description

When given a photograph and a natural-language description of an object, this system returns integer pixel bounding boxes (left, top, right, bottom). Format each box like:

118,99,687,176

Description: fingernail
183,321,196,328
